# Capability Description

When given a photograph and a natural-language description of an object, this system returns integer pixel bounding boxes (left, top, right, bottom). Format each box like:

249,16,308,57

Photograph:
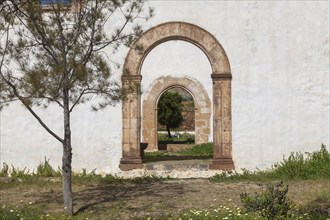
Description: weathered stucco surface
1,1,329,174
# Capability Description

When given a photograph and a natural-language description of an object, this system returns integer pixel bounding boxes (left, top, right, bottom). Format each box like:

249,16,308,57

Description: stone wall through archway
142,76,211,151
120,21,234,171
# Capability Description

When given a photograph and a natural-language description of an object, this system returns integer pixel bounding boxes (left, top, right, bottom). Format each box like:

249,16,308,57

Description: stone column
119,75,143,171
210,73,235,170
141,101,157,151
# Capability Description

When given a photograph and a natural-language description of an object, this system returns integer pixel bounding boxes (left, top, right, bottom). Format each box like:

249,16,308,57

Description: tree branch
2,73,64,144
1,27,63,143
69,88,86,112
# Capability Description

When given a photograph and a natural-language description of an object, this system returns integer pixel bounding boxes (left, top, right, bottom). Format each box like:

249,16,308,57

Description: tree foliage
0,0,153,215
0,0,154,110
157,91,183,138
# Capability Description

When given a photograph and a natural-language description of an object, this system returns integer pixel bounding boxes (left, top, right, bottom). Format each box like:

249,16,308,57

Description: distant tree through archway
156,87,196,153
142,76,208,152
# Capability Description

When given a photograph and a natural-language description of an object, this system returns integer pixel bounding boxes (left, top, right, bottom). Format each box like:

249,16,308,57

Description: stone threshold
144,159,212,171
117,159,226,179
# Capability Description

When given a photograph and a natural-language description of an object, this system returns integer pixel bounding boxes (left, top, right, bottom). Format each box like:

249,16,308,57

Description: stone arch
120,21,234,171
142,76,211,151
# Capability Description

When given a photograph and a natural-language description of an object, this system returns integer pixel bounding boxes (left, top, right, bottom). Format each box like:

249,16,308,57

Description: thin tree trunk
62,88,73,215
166,125,172,138
62,142,73,215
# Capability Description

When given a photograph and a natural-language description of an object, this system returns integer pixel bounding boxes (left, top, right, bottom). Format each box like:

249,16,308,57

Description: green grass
210,144,330,182
144,142,213,162
1,201,327,220
0,164,168,188
176,142,213,157
151,205,264,220
0,202,316,220
294,187,330,219
1,145,329,220
0,205,94,220
0,205,42,220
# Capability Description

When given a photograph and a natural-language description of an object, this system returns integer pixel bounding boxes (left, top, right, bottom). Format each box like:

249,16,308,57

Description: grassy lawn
0,145,329,220
143,143,213,162
1,178,329,220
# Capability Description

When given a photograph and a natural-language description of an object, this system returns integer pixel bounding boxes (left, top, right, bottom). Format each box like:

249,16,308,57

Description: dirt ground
1,178,329,219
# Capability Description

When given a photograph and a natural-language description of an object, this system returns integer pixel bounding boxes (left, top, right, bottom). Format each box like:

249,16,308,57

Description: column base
209,158,235,170
119,157,143,171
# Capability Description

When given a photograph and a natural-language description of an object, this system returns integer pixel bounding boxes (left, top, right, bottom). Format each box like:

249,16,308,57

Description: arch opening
140,40,212,94
142,76,211,158
120,21,234,171
156,87,195,152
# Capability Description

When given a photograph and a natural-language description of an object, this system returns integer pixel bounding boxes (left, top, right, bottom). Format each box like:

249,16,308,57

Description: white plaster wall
0,102,123,173
142,0,330,171
1,1,329,173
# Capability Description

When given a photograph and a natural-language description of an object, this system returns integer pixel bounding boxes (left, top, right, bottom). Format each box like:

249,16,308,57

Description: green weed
0,163,9,177
1,160,169,186
240,181,293,220
72,169,168,185
210,145,330,182
73,168,99,181
36,157,61,177
10,166,30,178
273,144,330,179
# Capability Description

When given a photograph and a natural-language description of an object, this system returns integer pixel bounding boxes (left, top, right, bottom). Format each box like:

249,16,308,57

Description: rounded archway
142,76,211,151
120,21,234,171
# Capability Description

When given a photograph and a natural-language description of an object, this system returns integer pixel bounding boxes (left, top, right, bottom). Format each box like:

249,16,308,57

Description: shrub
157,132,195,144
240,181,293,220
273,144,330,179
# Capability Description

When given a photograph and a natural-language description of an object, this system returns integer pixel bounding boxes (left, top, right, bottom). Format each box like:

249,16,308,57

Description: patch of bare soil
0,179,329,219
